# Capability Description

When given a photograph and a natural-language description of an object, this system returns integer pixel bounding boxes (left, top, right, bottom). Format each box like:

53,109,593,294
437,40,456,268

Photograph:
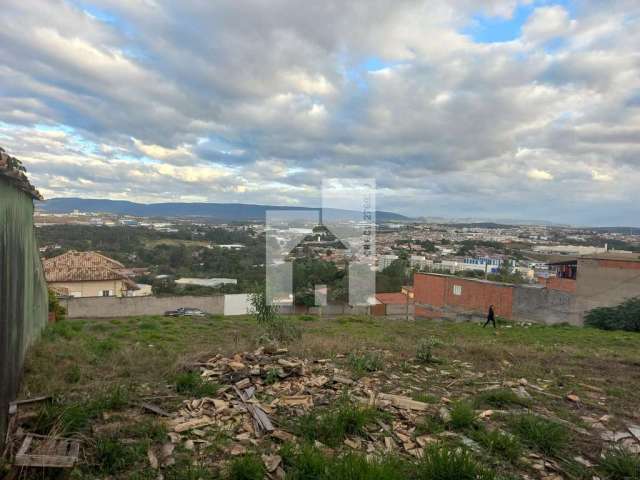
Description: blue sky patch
463,0,575,44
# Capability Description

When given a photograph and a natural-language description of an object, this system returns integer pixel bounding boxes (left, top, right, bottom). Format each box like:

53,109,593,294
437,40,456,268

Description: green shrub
226,454,265,480
416,337,439,363
585,297,640,332
416,445,494,480
597,447,640,480
471,428,522,462
48,289,67,321
347,351,384,375
293,399,383,447
473,389,530,409
450,401,477,430
175,371,219,397
508,414,568,456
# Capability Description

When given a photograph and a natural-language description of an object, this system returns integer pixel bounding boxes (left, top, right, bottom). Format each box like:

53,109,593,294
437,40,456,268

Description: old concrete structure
0,147,48,446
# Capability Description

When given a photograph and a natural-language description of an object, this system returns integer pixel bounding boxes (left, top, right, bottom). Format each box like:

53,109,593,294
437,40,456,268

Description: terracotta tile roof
0,146,43,200
43,251,138,289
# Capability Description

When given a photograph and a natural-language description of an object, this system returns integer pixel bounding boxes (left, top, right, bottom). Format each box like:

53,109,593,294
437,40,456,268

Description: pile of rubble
163,347,445,474
157,347,640,478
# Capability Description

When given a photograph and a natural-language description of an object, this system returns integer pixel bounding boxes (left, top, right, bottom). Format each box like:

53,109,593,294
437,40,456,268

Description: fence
63,295,225,318
61,294,407,319
0,181,48,447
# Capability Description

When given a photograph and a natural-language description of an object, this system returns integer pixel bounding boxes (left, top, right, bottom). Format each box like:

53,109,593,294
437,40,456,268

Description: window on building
453,285,462,296
100,290,112,297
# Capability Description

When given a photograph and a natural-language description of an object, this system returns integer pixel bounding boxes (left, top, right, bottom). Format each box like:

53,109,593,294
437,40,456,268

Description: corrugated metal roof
0,147,43,200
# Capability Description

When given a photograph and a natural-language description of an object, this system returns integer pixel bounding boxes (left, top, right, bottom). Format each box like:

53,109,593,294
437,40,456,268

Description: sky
1,0,639,226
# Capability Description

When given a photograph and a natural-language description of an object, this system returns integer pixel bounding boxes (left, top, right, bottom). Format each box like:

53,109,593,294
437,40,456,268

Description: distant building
409,255,428,270
542,253,640,315
210,244,245,250
415,251,640,326
378,254,399,270
175,277,237,288
44,251,139,298
533,244,629,255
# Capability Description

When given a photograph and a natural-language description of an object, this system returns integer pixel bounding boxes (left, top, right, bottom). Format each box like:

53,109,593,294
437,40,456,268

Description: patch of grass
281,443,410,479
43,320,83,340
449,401,477,430
175,371,219,397
280,442,328,479
508,414,569,456
470,428,522,462
123,418,169,443
298,315,318,322
347,351,384,375
336,316,374,325
264,367,280,385
86,337,120,357
64,364,82,384
293,399,384,447
34,385,130,435
597,447,640,480
415,415,446,436
92,436,146,475
226,454,266,480
416,444,494,480
473,389,530,409
412,392,438,404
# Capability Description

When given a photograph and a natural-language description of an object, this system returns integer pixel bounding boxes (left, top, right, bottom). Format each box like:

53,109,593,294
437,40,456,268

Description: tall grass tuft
508,414,568,456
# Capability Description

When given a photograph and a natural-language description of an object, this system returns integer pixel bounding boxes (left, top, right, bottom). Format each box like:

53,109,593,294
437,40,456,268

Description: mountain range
38,197,410,222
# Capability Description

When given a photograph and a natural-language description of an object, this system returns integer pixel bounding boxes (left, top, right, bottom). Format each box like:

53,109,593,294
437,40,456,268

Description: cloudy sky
1,0,639,225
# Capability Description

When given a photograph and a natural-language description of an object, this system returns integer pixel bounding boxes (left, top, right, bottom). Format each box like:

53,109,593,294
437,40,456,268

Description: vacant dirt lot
4,315,640,479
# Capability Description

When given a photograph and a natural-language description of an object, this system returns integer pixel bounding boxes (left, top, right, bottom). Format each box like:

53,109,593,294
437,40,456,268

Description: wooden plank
376,393,429,411
10,396,51,407
15,453,76,468
16,435,33,457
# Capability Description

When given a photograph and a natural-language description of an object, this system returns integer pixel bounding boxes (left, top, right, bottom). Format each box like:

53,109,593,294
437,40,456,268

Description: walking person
483,304,496,328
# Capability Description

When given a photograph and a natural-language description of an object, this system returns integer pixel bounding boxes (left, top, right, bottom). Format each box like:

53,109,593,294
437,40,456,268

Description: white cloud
522,5,573,44
591,170,613,182
0,0,638,224
527,168,554,181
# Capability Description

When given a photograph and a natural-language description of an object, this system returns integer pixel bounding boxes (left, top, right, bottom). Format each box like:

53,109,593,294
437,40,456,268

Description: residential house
44,251,139,297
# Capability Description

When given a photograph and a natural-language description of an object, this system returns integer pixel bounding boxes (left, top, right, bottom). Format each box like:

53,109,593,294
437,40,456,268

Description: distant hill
38,198,410,222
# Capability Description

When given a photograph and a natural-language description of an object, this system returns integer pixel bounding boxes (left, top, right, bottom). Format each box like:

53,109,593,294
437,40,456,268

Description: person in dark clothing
483,305,496,328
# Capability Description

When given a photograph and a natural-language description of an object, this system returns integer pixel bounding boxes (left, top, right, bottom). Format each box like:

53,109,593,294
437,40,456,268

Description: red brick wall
414,273,514,319
597,259,640,270
537,277,577,293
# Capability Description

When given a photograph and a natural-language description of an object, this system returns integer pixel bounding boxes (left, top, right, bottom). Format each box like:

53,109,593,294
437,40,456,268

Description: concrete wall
63,295,224,318
512,285,578,325
0,180,48,447
575,258,640,316
224,294,253,316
